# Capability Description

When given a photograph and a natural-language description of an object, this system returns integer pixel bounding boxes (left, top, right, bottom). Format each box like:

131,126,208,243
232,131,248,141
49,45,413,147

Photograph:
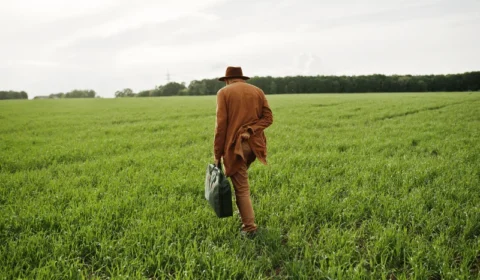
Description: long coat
214,80,273,177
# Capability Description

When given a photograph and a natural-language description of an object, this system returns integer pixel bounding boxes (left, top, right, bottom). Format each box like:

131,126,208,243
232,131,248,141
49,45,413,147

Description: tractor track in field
311,102,344,108
375,99,480,121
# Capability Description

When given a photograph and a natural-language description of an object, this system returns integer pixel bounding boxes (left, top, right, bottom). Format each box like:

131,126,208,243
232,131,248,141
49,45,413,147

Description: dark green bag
205,163,233,218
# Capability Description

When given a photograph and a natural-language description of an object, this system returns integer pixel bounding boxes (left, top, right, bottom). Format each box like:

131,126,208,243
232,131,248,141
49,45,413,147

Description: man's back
219,81,267,149
214,79,272,177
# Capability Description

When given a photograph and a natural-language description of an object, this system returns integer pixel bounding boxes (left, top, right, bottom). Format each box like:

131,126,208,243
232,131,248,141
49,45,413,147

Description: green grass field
1,93,479,279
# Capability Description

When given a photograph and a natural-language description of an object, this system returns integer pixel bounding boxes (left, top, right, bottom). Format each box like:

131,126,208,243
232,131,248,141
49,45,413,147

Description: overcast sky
1,0,479,98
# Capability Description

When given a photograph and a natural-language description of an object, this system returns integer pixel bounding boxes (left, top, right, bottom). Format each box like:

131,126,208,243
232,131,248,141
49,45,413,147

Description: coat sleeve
247,93,273,135
214,90,228,160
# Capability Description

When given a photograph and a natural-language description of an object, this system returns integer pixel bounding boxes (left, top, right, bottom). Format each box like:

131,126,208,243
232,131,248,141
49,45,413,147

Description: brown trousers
230,140,257,232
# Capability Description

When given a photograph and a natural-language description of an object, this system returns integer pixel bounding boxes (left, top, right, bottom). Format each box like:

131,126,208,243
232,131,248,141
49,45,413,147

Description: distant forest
41,90,97,99
117,71,480,97
1,72,478,100
0,89,96,100
0,91,28,100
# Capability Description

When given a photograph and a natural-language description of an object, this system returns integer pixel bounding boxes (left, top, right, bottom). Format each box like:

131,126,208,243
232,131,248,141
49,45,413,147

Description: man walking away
213,66,273,237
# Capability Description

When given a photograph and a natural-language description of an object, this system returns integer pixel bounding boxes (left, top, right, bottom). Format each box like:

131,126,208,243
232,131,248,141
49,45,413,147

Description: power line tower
166,70,171,83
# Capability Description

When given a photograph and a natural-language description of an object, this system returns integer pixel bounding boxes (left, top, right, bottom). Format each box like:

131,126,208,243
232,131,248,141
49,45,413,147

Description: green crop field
1,93,479,279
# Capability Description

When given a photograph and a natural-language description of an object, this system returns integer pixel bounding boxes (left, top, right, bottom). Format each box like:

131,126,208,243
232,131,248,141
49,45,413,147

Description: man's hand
214,158,220,167
240,131,251,140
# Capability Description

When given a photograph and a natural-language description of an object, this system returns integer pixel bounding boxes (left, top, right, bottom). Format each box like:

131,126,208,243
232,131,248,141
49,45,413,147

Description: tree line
1,72,478,100
116,71,480,97
0,91,28,100
0,89,97,100
44,89,97,99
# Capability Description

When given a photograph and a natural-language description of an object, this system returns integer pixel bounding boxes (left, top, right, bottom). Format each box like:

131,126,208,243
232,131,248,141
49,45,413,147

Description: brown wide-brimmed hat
218,66,250,81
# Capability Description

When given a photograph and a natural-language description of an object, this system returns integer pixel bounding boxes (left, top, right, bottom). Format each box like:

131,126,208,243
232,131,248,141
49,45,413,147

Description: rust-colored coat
214,80,273,177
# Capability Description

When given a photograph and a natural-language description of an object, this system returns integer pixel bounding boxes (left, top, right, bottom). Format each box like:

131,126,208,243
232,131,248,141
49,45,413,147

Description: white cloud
0,0,479,98
0,0,118,23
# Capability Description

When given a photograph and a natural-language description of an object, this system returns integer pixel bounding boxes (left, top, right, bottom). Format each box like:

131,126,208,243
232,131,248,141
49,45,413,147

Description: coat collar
229,78,247,84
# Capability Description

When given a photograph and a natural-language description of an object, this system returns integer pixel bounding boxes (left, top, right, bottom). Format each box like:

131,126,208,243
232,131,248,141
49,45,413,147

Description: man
214,66,273,236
